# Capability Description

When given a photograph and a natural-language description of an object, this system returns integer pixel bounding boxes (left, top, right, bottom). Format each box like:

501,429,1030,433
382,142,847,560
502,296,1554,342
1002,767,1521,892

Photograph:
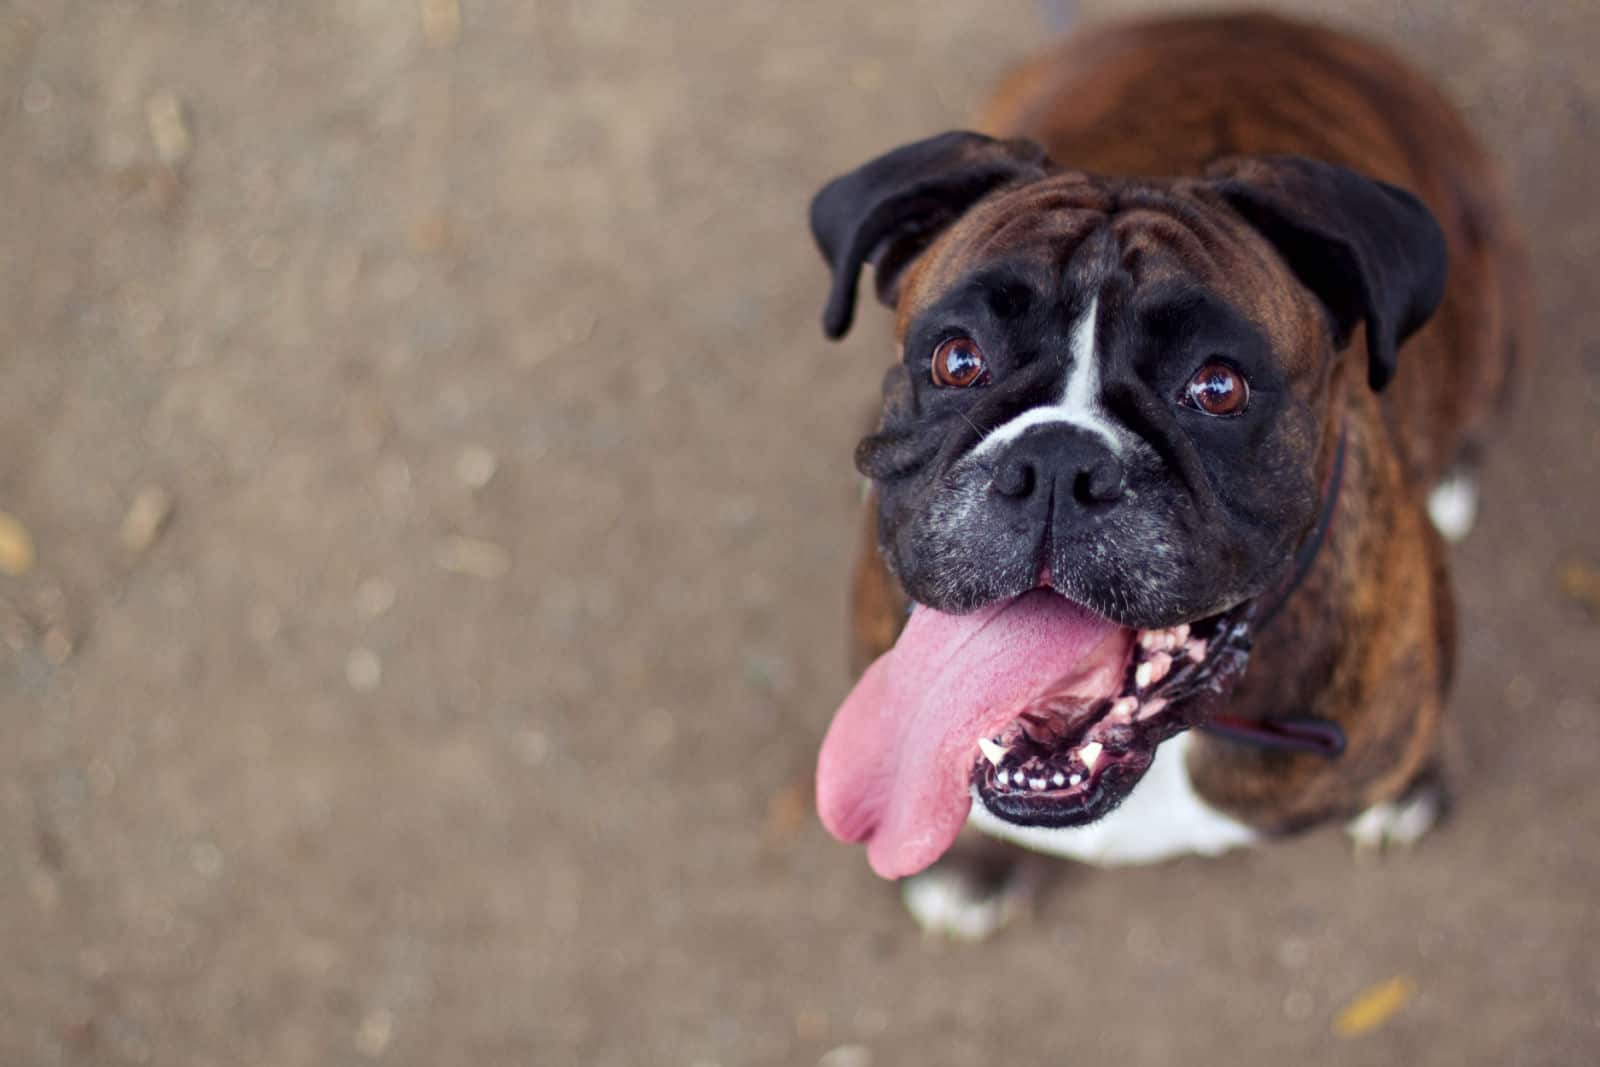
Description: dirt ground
2,1,1598,1064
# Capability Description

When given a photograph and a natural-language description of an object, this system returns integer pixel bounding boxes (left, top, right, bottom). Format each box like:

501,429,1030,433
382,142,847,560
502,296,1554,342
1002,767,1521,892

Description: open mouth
815,587,1257,879
972,604,1252,826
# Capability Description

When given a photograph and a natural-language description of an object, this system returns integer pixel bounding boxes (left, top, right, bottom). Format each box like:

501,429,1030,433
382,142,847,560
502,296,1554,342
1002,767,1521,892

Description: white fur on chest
966,732,1258,865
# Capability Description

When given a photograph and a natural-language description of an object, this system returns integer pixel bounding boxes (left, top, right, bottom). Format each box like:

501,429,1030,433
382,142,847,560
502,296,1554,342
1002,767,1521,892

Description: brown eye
1183,361,1249,417
931,336,988,388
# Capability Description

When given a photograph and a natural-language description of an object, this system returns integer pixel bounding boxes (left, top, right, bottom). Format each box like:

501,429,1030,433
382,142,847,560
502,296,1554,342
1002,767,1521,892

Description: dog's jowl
808,12,1528,931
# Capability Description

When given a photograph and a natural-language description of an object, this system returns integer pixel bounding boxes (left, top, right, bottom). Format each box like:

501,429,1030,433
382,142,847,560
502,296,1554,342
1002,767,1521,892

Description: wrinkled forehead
896,172,1325,371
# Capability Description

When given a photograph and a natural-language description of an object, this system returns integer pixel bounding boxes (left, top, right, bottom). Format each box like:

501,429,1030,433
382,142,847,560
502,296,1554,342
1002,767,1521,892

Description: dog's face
810,133,1447,856
864,175,1329,628
815,133,1446,628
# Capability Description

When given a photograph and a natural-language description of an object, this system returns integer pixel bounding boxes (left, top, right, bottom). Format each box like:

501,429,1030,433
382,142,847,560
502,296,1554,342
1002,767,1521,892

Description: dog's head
810,132,1447,876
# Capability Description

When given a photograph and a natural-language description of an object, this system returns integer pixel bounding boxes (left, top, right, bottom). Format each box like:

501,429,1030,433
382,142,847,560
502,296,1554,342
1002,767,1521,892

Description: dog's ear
810,131,1051,340
1206,155,1448,391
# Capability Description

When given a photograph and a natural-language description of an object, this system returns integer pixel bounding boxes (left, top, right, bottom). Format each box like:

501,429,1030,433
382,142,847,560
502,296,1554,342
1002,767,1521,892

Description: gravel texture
1,2,1597,1064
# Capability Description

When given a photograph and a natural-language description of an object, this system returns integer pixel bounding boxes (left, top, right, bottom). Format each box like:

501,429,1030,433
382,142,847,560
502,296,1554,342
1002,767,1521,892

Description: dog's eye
1182,361,1249,417
931,336,989,388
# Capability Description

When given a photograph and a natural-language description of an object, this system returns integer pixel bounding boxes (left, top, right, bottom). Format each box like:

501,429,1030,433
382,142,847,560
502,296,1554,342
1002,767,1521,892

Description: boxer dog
809,12,1528,937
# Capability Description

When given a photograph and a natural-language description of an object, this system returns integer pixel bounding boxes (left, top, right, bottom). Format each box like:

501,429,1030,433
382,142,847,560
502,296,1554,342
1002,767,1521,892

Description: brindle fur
847,12,1527,831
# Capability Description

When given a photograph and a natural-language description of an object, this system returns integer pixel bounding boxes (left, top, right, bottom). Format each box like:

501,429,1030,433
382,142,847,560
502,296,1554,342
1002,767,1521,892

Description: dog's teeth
1029,777,1046,790
1053,772,1066,787
1138,631,1159,650
1069,773,1083,787
1173,623,1190,645
1149,652,1173,685
1135,662,1153,689
1186,639,1208,663
1079,741,1103,771
977,737,1008,767
1111,696,1139,720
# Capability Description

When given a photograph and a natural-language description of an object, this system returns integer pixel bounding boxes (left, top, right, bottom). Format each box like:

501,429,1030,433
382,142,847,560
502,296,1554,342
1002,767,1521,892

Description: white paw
900,864,1027,941
1427,472,1478,543
1345,789,1441,852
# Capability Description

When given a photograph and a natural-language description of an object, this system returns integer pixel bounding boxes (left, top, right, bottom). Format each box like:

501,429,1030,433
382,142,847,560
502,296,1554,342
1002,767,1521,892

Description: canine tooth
1070,773,1083,786
1079,741,1103,770
977,737,1008,767
1135,662,1153,689
1029,777,1047,790
1053,772,1066,787
1111,696,1139,720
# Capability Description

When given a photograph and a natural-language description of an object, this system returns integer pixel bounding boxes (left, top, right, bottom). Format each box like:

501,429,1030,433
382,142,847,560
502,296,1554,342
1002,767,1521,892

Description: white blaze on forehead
972,297,1124,458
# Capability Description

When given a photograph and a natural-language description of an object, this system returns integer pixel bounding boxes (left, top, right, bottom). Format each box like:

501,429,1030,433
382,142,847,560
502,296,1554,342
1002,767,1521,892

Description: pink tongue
816,590,1125,879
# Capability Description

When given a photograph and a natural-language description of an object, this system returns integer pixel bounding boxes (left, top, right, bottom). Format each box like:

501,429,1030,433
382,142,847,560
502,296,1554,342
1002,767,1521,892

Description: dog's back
979,12,1529,490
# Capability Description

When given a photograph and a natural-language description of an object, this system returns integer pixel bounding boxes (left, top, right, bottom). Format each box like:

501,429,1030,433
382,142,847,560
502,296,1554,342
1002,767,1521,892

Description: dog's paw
900,859,1033,941
1427,469,1479,543
1345,783,1444,854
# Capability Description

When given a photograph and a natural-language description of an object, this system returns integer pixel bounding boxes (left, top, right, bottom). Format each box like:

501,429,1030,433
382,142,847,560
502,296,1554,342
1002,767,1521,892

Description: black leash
1198,426,1349,759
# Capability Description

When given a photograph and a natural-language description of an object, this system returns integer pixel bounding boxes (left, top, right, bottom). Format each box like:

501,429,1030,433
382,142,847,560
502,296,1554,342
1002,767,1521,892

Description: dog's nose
992,425,1126,507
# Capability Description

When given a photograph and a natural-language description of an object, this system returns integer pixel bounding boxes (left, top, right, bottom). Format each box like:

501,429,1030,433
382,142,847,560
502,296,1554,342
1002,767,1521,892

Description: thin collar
1198,424,1349,759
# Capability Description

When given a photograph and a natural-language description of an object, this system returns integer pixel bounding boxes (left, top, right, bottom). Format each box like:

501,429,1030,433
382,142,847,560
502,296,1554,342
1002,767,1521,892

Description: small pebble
420,0,460,47
1276,937,1311,969
0,510,36,576
454,445,497,489
355,576,397,619
145,90,191,165
355,1007,394,1057
639,707,676,748
120,486,174,552
849,58,885,90
763,780,811,846
794,1006,829,1041
1559,558,1600,617
434,535,510,579
1334,975,1415,1038
346,648,382,692
191,841,224,879
513,728,549,766
818,1045,872,1067
42,625,74,664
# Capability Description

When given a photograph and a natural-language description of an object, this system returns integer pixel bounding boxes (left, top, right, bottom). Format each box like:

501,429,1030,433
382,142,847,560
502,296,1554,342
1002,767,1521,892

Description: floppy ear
810,131,1051,340
1206,156,1448,391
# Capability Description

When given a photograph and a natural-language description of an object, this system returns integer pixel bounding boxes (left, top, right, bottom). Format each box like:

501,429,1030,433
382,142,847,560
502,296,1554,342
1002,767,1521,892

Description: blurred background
2,1,1597,1064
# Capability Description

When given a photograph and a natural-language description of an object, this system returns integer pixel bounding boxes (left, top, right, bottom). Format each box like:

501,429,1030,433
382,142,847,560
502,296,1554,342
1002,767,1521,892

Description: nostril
993,456,1037,499
1075,458,1126,505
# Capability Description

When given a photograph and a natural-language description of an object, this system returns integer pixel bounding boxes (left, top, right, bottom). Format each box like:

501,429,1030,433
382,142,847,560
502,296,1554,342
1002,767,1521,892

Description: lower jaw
970,602,1255,828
